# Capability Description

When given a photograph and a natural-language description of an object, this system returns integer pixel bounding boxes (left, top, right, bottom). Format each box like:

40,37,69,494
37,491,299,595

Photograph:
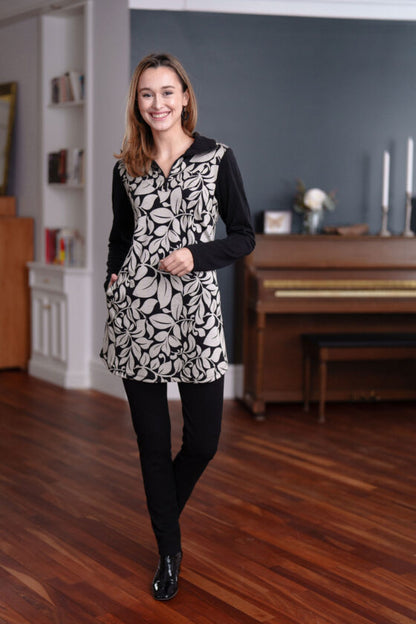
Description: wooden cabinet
242,235,416,418
0,215,34,369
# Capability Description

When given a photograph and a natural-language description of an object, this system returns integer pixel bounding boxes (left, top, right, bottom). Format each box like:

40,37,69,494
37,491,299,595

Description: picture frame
0,82,17,196
263,210,292,234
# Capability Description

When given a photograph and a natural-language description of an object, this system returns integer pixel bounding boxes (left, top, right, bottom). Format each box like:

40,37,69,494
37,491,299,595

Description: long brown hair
116,52,198,176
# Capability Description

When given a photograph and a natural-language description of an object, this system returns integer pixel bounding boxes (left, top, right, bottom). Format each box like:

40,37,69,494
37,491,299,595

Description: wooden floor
1,371,416,624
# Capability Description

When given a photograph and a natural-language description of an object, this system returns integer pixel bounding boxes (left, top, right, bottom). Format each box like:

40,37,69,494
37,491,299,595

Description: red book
58,149,67,183
45,228,58,263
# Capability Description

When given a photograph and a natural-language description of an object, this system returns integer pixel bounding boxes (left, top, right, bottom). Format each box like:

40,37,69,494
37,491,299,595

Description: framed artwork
0,82,17,195
263,211,292,234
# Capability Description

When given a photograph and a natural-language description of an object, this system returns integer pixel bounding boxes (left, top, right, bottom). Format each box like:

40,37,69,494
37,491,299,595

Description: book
48,151,61,183
47,148,83,185
45,228,59,263
58,149,67,183
50,71,85,104
67,70,83,101
45,227,84,266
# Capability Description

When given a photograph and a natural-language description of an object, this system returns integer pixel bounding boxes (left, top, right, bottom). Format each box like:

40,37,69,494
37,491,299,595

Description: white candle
382,151,390,208
407,137,414,194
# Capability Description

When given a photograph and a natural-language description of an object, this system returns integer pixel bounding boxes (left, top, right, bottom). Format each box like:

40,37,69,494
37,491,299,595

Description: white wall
0,16,41,252
89,0,130,391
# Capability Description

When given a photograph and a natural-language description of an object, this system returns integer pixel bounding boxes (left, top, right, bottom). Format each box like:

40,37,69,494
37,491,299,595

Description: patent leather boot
152,551,182,601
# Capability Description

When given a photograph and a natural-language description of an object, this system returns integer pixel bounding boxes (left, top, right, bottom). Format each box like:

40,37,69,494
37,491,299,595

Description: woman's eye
163,91,173,97
142,93,152,98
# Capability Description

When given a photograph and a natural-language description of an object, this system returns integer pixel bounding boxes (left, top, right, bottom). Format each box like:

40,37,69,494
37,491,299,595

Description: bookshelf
40,6,87,267
28,2,92,388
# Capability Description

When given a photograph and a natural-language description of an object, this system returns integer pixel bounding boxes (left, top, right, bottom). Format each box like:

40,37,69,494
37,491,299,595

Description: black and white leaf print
101,142,229,383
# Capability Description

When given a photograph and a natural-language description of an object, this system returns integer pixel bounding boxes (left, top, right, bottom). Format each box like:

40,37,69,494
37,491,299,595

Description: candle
382,151,390,208
407,137,414,194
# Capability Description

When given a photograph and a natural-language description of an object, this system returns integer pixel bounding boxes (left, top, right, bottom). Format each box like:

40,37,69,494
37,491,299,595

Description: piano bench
301,332,416,423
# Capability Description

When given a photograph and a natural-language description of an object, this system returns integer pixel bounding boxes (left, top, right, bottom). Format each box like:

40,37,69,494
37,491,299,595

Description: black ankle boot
152,551,182,601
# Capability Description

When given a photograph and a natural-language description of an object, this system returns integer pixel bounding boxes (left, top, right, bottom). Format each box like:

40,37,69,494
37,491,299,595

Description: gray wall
131,10,416,362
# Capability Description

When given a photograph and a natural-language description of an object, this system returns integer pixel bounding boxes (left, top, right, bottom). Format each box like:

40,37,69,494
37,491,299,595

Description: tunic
100,133,255,383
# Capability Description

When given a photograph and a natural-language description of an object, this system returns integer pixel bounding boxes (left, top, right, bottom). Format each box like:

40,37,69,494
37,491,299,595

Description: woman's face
137,66,189,135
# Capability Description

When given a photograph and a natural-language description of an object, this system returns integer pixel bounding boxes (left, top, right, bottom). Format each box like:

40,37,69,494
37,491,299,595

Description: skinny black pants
123,376,224,556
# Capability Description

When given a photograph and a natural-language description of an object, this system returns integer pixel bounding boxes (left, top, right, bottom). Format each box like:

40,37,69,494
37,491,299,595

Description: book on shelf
45,227,84,267
50,71,84,104
48,148,84,185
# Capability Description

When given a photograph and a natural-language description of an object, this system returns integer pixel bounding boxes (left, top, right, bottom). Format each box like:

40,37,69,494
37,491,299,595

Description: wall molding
90,357,244,400
129,0,416,20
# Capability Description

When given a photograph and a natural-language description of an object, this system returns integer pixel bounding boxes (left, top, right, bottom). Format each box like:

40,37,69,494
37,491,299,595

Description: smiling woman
100,52,255,602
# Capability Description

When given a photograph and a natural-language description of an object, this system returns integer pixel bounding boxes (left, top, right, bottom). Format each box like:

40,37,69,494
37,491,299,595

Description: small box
263,210,292,234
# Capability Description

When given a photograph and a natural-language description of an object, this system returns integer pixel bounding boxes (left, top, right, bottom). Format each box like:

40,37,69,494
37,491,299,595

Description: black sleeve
104,163,134,290
187,148,255,271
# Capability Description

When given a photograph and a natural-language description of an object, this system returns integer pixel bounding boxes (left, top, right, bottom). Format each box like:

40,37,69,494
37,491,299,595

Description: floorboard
0,371,415,623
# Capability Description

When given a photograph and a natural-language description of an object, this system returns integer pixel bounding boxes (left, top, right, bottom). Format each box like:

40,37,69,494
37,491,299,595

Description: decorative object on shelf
403,192,414,237
294,180,336,235
379,150,391,237
0,82,17,195
263,210,292,234
402,137,414,237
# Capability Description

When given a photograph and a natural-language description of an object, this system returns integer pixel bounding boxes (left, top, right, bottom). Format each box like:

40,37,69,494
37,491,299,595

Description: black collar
185,133,217,158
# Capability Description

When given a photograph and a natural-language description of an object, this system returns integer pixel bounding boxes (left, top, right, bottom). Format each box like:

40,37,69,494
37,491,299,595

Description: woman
101,52,255,601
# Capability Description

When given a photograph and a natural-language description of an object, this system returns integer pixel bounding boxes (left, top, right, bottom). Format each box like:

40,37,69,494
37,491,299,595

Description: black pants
123,376,224,556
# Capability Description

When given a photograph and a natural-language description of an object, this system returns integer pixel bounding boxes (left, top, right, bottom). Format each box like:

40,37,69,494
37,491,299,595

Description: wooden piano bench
301,332,416,423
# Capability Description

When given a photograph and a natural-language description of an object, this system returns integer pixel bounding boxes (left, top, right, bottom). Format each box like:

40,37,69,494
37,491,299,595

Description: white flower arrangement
294,180,336,214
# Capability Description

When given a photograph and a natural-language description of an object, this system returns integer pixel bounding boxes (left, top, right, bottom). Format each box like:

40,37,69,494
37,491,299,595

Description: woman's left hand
159,248,194,276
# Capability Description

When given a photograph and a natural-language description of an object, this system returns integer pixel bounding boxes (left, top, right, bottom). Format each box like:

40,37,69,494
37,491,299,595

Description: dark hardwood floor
0,370,415,624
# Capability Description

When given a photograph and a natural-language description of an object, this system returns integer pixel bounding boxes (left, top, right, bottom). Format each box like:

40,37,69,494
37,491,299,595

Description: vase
303,210,322,234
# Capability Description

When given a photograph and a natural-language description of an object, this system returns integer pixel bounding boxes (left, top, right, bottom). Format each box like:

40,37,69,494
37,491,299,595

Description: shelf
28,261,90,276
48,100,84,108
48,183,84,189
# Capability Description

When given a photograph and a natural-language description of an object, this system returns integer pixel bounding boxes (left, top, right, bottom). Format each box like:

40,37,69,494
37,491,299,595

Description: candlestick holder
402,192,415,237
379,205,391,237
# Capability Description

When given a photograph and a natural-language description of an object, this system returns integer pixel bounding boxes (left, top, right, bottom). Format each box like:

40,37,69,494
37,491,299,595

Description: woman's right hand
109,273,118,286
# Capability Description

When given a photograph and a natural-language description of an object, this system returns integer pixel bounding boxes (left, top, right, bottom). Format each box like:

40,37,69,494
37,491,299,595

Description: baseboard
90,357,243,400
28,358,91,389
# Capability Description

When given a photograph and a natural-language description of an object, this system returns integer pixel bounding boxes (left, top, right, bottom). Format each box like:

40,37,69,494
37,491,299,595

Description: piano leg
319,360,327,424
303,352,311,413
242,393,265,421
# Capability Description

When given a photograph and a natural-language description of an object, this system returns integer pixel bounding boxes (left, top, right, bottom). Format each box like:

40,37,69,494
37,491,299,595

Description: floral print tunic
101,134,255,383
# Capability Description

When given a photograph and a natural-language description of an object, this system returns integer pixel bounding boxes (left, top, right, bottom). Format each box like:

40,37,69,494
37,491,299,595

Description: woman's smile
151,111,171,120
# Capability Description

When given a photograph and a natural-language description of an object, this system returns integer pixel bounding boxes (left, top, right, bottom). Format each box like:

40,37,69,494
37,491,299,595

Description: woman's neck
152,127,193,161
152,128,194,177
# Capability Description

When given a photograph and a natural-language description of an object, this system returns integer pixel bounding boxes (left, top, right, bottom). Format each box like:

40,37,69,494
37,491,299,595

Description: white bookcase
28,2,92,387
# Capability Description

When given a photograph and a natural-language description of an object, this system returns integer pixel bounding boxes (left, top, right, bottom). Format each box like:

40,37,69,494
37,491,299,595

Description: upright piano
242,235,416,418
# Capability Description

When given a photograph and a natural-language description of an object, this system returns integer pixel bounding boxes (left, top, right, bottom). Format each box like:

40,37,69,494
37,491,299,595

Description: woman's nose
153,94,162,109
